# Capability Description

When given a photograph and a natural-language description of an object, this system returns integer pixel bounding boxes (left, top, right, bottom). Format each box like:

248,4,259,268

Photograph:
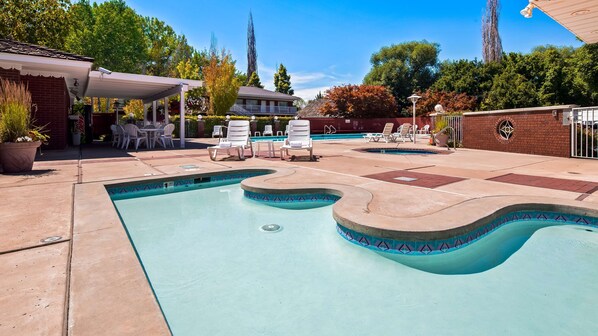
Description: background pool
113,183,598,335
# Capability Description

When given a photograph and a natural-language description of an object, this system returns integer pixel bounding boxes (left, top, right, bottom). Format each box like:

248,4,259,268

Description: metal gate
434,115,463,145
571,106,598,159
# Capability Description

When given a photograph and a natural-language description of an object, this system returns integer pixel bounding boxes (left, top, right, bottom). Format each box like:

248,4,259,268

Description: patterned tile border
337,210,598,256
106,172,267,197
244,190,340,203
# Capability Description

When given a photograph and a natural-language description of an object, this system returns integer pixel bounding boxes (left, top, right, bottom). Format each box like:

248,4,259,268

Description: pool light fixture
520,1,535,18
407,94,421,144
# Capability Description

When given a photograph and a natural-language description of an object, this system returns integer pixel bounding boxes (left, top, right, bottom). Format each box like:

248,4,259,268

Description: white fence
571,106,598,159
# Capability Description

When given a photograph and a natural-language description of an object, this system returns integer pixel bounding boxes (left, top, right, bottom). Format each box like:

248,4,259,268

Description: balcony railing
229,104,297,116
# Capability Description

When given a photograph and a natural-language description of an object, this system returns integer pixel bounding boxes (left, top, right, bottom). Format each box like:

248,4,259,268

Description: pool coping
353,147,453,155
70,166,598,334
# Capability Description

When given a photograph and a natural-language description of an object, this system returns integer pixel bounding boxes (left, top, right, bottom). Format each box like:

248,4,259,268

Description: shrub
320,85,397,118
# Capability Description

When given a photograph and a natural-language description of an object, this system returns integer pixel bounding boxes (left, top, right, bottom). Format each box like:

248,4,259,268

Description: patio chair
364,123,394,142
392,123,412,143
263,125,274,136
158,123,175,148
123,124,148,151
208,120,253,161
212,125,223,138
117,125,127,149
417,124,430,134
110,124,122,147
284,124,290,135
280,120,314,161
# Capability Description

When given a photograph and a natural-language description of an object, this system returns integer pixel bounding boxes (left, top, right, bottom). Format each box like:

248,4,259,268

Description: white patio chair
158,123,175,148
263,125,274,136
212,125,223,138
110,124,121,147
208,120,253,160
123,124,148,151
284,124,290,135
117,125,127,149
280,120,314,161
417,124,430,134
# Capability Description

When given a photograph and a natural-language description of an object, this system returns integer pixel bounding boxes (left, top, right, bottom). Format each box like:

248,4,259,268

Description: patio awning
85,71,203,103
534,0,598,44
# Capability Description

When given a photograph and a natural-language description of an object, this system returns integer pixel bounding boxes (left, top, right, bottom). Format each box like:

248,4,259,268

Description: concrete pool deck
2,137,598,335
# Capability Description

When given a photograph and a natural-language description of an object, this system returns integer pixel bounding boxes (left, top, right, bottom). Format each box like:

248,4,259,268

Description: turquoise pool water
251,133,365,142
365,148,438,155
113,181,598,335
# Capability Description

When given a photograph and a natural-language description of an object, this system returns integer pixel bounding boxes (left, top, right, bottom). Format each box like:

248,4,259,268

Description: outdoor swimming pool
111,177,598,335
251,133,365,142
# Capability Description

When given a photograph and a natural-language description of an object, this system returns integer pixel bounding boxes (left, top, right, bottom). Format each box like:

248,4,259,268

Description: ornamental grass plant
0,78,48,143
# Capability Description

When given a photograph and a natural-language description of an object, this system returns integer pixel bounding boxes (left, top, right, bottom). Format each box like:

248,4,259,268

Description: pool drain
260,224,282,233
40,236,62,243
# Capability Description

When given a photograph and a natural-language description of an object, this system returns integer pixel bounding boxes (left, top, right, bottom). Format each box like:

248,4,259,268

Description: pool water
113,182,598,335
251,133,365,142
365,148,438,155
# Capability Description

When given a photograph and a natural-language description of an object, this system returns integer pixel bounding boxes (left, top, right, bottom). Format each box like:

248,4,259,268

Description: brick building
0,39,93,149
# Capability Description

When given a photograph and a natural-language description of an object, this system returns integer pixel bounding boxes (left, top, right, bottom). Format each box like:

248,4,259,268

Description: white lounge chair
263,125,274,136
364,123,394,142
158,123,175,148
280,120,314,161
123,124,148,151
212,125,223,138
392,123,412,143
208,120,253,161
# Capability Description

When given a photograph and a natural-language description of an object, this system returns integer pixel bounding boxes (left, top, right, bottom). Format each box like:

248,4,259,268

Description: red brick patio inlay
487,173,598,194
363,170,466,188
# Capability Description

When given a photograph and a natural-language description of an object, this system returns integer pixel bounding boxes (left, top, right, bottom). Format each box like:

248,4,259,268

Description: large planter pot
0,141,41,173
434,132,449,148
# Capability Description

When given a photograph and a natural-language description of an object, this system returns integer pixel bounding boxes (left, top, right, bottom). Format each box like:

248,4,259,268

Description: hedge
170,115,293,138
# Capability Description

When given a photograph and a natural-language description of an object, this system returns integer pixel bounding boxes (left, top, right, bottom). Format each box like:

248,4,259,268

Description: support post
152,101,157,125
179,84,188,148
164,97,169,123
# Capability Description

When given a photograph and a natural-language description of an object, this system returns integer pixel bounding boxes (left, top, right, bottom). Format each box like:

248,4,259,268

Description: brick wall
462,107,573,158
304,117,432,134
0,67,21,82
21,75,70,149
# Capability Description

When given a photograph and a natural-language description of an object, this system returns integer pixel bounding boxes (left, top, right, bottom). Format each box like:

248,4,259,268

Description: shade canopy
85,71,203,103
535,0,598,44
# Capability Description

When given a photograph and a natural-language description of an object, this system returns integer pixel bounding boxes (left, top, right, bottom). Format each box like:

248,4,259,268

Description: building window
277,101,289,107
246,99,258,106
235,99,243,105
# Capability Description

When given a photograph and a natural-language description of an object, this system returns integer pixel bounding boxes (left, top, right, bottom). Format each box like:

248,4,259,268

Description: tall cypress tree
482,0,503,63
274,64,294,95
247,11,257,78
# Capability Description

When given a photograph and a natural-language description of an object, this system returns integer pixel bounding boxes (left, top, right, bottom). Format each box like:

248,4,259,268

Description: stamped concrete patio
2,137,598,335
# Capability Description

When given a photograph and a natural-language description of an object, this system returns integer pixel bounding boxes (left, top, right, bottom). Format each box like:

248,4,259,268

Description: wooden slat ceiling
534,0,598,43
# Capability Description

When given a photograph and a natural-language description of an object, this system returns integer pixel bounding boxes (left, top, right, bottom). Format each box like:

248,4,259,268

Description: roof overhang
533,0,598,44
85,71,203,103
0,52,93,99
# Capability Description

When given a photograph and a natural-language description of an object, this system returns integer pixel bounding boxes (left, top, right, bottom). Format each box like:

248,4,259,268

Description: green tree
246,71,263,88
66,0,147,73
0,0,71,49
143,17,178,76
203,51,241,115
274,64,294,95
175,59,200,80
568,44,598,106
364,41,439,115
482,57,539,110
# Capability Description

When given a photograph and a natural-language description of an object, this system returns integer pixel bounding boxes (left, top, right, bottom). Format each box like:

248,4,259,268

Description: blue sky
127,0,582,100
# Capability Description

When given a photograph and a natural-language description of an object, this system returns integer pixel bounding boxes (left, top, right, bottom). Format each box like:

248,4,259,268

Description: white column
164,97,169,123
179,85,188,148
270,101,275,114
152,101,157,125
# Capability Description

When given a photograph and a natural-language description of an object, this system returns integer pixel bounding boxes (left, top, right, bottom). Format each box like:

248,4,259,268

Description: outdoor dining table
139,128,164,149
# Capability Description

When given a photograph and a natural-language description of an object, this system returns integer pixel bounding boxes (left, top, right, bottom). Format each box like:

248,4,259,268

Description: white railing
229,104,297,116
571,106,598,159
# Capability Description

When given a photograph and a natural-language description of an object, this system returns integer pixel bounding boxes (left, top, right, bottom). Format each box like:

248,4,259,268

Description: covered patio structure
84,70,203,148
527,0,598,43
